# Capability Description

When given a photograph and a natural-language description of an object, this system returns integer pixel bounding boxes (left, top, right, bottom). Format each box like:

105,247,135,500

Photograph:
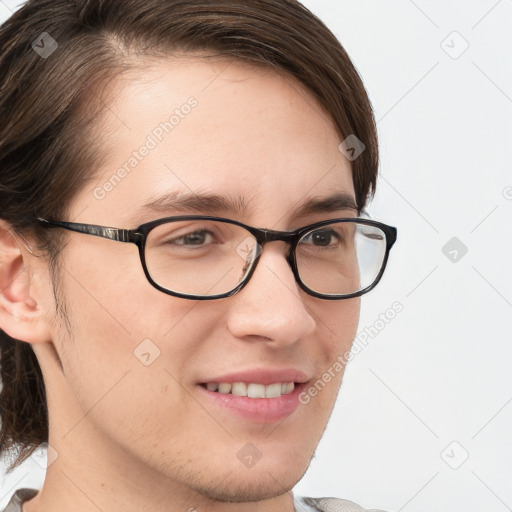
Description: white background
1,1,511,511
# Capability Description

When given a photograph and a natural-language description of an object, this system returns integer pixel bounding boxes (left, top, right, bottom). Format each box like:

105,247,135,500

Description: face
35,57,360,504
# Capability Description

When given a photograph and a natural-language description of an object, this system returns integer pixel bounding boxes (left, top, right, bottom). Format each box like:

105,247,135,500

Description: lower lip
197,382,307,423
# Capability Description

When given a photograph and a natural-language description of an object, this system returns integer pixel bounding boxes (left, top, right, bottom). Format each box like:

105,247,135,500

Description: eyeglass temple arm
37,218,137,243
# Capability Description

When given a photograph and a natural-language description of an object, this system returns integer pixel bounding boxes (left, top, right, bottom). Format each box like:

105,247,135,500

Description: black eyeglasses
37,215,397,300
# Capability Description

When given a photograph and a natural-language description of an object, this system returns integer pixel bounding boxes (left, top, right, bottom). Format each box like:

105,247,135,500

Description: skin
0,57,361,512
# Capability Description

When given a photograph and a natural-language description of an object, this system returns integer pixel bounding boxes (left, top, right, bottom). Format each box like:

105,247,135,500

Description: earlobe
0,221,52,344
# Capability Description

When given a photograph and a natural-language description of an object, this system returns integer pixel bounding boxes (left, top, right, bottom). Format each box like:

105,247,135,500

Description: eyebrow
132,190,359,223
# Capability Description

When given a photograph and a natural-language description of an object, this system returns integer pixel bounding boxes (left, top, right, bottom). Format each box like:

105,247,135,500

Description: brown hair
0,0,378,471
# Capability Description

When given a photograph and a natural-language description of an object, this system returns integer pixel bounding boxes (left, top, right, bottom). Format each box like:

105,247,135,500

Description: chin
196,470,299,503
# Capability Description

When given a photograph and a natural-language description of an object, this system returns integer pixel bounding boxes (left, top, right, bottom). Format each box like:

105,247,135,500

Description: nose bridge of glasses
243,228,297,275
252,227,297,246
243,228,298,288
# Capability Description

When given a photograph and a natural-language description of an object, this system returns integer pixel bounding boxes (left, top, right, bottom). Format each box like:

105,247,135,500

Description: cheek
312,296,360,361
52,248,203,415
305,297,360,409
52,288,202,454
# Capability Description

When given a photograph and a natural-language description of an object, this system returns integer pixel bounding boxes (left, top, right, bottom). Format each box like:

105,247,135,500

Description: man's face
39,57,360,502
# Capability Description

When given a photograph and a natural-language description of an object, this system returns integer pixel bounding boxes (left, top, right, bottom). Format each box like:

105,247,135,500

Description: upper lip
199,368,310,386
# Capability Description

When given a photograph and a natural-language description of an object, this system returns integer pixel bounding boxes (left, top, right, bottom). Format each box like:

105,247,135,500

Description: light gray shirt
2,488,390,511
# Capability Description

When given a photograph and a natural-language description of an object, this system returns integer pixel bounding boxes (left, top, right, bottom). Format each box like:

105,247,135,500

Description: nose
226,242,316,345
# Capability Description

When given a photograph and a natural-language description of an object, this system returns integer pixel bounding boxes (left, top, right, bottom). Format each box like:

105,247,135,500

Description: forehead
73,56,355,226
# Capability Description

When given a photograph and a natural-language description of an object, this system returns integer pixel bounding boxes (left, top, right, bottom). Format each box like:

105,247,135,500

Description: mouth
195,367,311,423
199,381,296,398
197,380,308,423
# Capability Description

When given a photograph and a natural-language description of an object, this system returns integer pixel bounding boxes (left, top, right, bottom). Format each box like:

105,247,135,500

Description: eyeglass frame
37,215,397,301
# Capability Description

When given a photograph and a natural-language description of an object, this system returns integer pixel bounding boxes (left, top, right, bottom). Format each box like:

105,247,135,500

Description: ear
0,220,52,344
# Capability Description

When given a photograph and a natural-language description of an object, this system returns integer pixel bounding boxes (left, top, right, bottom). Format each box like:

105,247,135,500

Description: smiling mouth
199,381,296,398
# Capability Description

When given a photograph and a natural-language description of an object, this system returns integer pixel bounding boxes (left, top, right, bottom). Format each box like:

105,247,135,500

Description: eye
166,229,215,246
301,229,340,247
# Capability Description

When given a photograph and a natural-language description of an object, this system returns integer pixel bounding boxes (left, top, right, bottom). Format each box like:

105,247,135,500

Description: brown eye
301,229,340,247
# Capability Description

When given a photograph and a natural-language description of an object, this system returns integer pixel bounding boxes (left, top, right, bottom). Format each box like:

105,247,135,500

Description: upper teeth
205,382,295,398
